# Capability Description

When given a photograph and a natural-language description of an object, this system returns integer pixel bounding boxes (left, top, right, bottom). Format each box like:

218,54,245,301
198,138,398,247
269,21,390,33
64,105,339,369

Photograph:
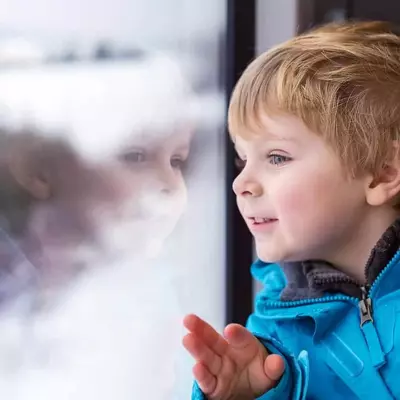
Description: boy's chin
255,245,297,264
257,253,308,265
256,249,283,264
257,255,284,264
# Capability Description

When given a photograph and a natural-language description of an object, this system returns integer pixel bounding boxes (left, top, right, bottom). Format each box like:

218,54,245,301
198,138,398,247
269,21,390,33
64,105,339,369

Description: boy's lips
248,216,277,223
245,216,278,232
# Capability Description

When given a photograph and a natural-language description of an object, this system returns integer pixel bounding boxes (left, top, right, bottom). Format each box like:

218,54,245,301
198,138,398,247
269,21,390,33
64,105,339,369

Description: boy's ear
365,143,400,207
8,136,51,201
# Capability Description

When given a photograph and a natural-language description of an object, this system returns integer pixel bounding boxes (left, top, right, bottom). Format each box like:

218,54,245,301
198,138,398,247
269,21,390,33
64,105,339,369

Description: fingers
183,314,228,356
192,362,217,395
264,354,285,381
182,333,222,375
225,324,285,383
223,323,260,351
183,315,286,397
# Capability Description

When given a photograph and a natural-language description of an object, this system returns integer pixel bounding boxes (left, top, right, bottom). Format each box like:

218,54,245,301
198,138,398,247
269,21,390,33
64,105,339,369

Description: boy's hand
183,314,285,400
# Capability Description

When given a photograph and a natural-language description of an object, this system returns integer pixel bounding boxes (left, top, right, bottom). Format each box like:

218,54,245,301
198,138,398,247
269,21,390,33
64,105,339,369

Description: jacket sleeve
253,336,309,400
191,381,207,400
189,335,309,400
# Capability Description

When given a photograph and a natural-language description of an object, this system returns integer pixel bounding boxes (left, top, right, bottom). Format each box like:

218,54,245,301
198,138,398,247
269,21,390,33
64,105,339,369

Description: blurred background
0,0,398,399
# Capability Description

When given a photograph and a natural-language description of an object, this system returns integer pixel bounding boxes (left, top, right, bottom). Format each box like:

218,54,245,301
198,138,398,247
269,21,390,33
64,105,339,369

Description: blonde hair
228,21,400,180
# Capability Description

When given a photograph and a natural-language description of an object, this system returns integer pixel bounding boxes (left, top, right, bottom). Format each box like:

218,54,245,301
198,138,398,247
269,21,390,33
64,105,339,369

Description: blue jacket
191,249,400,399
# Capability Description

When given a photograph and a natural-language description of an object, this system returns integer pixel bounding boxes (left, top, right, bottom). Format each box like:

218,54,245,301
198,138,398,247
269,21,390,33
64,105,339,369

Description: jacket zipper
358,283,386,367
356,248,400,368
359,285,373,326
358,247,400,325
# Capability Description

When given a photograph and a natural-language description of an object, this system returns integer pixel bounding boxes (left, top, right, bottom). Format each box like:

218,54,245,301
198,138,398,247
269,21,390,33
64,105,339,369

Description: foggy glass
0,1,226,399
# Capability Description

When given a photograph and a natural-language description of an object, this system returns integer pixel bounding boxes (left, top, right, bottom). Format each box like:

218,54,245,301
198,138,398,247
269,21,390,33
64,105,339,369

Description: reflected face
29,129,191,271
91,129,191,258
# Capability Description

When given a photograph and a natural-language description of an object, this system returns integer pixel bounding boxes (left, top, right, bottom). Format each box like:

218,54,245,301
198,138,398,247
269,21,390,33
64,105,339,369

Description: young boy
183,20,400,399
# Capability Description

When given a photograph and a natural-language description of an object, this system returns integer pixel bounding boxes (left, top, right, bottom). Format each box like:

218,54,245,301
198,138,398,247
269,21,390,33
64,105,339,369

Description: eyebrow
262,131,298,142
234,135,297,152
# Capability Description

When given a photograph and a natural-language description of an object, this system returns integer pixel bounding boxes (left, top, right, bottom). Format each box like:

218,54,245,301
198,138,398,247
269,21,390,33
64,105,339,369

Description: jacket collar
276,218,400,301
252,253,400,340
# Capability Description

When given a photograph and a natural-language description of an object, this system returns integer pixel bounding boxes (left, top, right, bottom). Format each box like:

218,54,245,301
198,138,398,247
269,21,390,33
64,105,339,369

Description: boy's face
30,129,191,275
233,113,369,263
89,129,191,259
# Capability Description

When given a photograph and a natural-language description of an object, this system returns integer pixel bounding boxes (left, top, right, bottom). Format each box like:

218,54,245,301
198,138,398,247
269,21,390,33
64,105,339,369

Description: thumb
264,354,285,382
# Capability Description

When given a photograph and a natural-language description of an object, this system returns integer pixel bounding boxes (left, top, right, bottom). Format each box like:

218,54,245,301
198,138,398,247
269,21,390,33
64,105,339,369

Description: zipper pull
358,285,386,369
359,285,373,327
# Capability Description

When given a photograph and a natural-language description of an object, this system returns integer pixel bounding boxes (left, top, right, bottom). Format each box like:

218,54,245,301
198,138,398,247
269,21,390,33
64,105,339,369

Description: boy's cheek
273,181,316,217
274,173,334,212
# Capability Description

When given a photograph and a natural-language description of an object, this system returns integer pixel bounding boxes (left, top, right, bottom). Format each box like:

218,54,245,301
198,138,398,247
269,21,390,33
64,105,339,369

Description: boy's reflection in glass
0,125,190,290
0,126,191,399
0,53,195,398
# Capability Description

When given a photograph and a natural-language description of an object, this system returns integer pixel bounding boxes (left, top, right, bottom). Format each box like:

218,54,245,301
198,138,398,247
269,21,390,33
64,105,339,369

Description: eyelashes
170,156,186,169
234,154,292,171
120,150,187,170
268,154,292,166
121,150,146,163
234,157,246,171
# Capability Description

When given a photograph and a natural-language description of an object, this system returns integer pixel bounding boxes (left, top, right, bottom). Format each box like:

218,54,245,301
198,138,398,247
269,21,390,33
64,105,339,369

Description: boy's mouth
248,217,278,225
246,217,278,233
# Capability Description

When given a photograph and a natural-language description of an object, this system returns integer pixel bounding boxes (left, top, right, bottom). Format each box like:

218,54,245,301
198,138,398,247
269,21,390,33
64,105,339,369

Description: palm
215,336,270,399
183,315,284,400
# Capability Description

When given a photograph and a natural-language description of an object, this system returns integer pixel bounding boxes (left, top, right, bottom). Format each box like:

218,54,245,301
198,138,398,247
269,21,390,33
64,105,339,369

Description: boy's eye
268,154,291,166
234,157,246,171
121,150,146,163
170,156,185,169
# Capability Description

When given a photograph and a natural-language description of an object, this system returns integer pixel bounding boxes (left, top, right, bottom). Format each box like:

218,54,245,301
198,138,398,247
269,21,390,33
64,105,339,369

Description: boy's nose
156,168,182,195
232,174,263,197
